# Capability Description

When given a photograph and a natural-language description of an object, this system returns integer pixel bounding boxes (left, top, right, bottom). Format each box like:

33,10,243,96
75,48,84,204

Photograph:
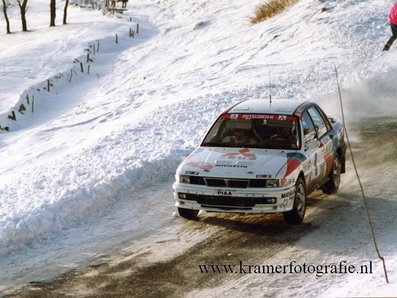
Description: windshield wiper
201,142,224,147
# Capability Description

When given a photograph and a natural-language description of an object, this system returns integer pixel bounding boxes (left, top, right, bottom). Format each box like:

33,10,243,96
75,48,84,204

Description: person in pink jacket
383,2,397,51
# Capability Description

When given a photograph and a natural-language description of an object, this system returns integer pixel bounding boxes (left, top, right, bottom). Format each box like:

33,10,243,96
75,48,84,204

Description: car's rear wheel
177,208,199,220
321,157,341,194
283,177,306,224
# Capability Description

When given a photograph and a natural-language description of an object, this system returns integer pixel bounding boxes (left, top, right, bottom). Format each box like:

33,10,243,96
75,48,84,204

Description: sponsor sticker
281,190,295,198
217,190,233,196
256,174,272,178
222,148,257,160
222,114,298,121
187,162,213,172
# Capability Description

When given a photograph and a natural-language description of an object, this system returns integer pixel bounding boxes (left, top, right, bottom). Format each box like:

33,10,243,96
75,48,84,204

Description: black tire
283,177,306,224
177,208,199,220
321,157,341,194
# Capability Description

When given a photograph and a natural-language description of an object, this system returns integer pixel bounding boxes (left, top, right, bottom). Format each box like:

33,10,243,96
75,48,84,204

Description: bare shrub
250,0,300,24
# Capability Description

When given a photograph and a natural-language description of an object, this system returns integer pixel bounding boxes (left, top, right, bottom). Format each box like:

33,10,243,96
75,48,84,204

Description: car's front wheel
283,177,306,224
321,157,341,194
177,207,199,220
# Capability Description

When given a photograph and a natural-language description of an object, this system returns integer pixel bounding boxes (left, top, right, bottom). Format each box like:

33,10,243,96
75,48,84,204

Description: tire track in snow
11,214,316,297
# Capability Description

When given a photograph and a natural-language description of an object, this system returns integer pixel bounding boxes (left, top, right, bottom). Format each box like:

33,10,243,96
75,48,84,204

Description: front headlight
265,178,291,188
265,179,280,188
179,175,190,184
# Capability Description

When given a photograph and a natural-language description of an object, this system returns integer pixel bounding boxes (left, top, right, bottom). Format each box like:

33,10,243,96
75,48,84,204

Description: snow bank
0,88,240,255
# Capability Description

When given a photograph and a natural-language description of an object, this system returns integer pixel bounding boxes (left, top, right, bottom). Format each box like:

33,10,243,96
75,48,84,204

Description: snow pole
268,70,272,103
334,66,389,284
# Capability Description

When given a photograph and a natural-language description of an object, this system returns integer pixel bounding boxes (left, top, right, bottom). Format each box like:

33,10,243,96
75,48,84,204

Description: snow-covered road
5,115,397,297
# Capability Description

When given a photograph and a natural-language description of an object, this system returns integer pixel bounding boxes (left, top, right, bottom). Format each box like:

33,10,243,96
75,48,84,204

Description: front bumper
173,182,296,214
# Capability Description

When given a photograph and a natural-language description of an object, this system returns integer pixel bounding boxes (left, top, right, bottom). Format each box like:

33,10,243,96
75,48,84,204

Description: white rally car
173,99,346,224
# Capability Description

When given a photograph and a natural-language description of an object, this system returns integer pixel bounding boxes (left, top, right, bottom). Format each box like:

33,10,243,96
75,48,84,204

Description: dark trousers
383,24,397,51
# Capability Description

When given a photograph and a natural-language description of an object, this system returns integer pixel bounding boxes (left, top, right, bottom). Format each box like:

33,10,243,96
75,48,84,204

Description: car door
306,106,334,184
301,110,321,192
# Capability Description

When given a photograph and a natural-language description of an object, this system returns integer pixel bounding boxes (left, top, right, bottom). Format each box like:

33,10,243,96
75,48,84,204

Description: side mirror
328,116,336,124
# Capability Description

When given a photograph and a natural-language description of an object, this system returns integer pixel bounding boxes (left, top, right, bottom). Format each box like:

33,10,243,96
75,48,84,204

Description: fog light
263,198,277,204
178,193,187,199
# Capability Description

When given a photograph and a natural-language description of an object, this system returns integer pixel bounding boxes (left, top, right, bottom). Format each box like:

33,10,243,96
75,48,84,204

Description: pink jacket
389,2,397,25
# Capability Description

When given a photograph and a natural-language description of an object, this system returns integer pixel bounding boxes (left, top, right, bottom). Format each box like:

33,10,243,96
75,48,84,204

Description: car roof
227,99,311,116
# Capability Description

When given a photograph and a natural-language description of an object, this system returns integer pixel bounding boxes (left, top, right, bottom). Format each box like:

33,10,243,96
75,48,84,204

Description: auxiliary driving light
178,193,188,199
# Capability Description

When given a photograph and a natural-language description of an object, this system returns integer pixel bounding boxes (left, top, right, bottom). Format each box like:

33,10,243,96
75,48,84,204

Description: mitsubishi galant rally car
173,99,346,224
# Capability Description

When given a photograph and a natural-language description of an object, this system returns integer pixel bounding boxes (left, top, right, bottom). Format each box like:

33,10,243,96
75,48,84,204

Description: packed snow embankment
0,92,236,256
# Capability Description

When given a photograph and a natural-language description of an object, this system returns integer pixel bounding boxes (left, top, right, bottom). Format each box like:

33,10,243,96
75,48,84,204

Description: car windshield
201,113,301,150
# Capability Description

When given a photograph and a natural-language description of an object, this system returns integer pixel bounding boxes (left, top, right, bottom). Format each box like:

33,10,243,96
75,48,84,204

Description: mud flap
341,157,346,173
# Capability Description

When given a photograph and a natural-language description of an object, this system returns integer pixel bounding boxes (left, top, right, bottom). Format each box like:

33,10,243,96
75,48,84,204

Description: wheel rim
295,183,306,216
333,158,341,188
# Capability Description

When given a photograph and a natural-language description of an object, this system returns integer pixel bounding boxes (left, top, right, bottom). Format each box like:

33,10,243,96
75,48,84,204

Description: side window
302,111,316,142
307,107,328,137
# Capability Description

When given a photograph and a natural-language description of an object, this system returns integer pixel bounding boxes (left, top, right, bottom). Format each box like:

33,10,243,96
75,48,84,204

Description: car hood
177,147,305,179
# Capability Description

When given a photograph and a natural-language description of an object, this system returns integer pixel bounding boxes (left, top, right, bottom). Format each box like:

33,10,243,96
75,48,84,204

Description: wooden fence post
8,111,16,121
